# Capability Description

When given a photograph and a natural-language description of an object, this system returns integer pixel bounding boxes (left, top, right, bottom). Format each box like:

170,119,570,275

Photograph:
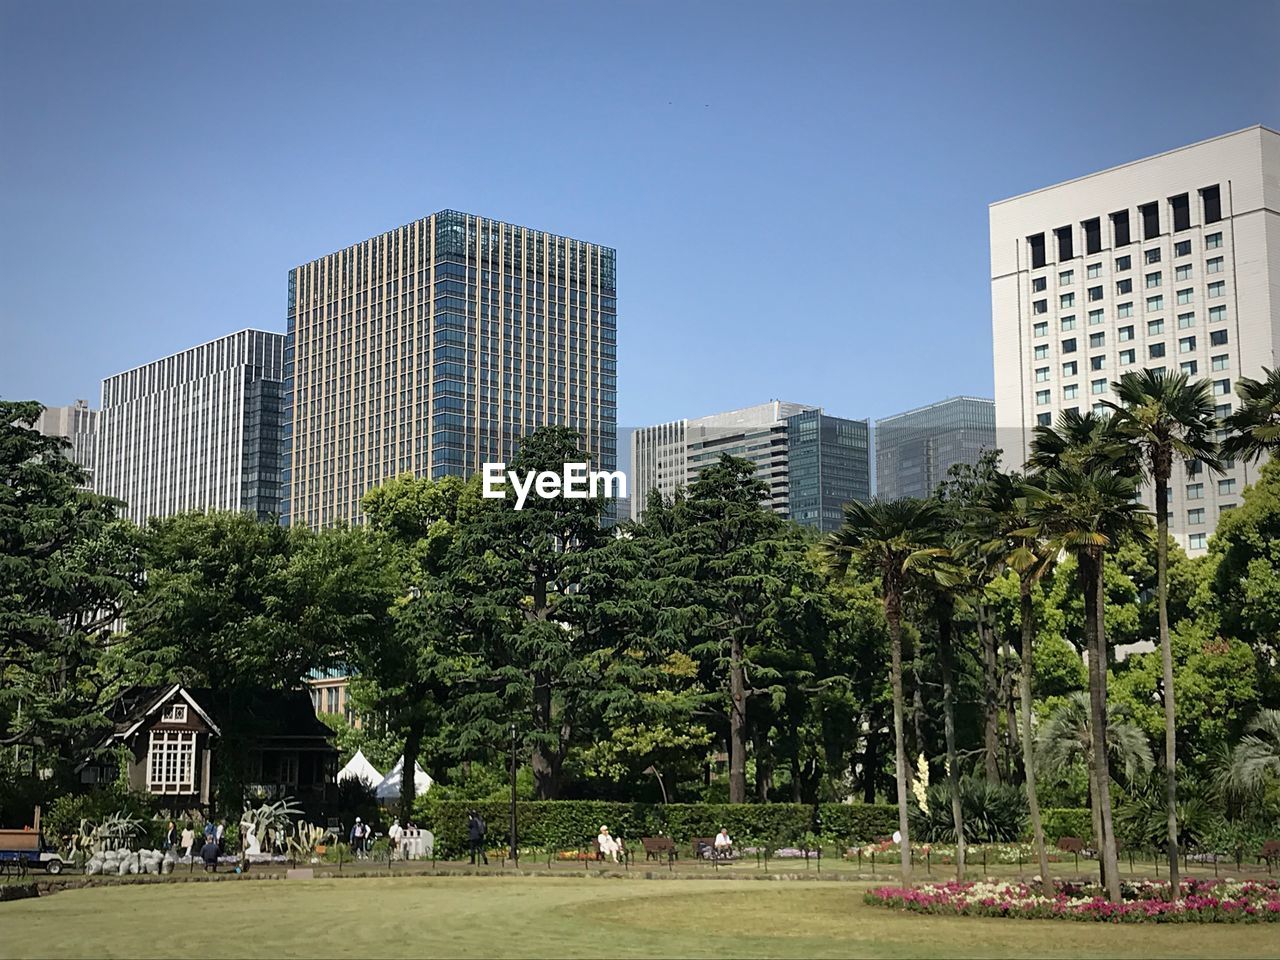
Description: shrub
910,777,1028,843
1041,808,1093,844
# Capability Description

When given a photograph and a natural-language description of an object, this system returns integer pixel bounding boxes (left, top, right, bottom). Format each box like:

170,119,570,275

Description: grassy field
1,875,1276,959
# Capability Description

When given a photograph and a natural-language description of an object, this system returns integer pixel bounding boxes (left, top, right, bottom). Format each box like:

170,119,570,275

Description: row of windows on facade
1033,310,1229,351
1031,238,1223,297
1035,327,1231,362
1035,369,1233,407
1026,186,1222,269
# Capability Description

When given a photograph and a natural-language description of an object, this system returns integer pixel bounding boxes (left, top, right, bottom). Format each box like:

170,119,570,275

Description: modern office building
283,209,617,529
991,125,1280,553
874,396,995,500
34,399,98,487
630,400,870,532
95,329,287,525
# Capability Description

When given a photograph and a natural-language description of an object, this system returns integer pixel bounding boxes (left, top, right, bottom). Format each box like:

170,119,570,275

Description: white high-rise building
96,329,287,525
34,399,98,487
990,125,1280,553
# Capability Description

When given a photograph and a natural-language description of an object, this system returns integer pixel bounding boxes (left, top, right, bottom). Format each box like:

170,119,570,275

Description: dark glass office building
784,408,872,532
874,396,995,500
283,210,617,528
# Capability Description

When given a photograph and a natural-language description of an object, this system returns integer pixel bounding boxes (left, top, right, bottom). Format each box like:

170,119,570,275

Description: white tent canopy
374,755,434,801
337,749,382,786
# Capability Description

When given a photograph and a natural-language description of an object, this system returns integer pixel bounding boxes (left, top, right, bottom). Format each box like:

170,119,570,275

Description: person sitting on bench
597,825,621,862
714,828,733,858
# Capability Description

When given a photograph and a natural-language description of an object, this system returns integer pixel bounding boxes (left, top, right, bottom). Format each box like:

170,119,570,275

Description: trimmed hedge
411,799,899,858
1041,808,1093,843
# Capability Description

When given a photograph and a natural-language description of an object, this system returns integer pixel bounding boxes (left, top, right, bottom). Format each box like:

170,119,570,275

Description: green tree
824,497,946,882
0,401,141,774
1025,458,1149,901
1104,369,1222,892
1222,366,1280,464
1221,709,1280,799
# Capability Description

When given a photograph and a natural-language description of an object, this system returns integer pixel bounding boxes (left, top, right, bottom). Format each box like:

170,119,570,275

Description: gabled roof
119,684,222,740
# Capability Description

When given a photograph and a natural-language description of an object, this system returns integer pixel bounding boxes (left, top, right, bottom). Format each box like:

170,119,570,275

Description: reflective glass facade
284,210,617,528
785,409,872,532
874,396,995,500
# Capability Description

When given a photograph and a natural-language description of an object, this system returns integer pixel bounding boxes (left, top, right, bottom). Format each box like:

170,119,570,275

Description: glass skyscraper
874,396,995,500
283,210,617,529
785,408,872,532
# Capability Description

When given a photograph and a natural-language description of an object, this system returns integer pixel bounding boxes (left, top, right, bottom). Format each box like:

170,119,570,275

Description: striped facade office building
283,210,618,529
95,329,287,525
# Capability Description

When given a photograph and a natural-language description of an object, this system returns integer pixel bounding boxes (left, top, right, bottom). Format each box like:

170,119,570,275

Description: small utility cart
0,806,66,877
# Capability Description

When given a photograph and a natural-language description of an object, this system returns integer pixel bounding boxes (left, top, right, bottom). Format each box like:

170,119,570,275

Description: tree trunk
399,720,422,826
862,725,879,804
886,589,912,882
1019,580,1051,885
979,605,1001,784
911,649,925,785
1082,551,1121,901
1003,640,1019,783
937,598,965,880
1155,456,1181,896
728,632,748,804
531,667,560,799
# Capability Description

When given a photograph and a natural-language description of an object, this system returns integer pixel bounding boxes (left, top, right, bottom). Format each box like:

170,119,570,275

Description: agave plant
285,821,337,861
69,810,147,856
240,797,304,851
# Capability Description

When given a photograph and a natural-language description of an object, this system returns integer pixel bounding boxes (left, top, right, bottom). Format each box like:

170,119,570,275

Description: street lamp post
509,722,518,864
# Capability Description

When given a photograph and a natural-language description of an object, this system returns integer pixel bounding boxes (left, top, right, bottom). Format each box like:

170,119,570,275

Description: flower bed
865,878,1280,922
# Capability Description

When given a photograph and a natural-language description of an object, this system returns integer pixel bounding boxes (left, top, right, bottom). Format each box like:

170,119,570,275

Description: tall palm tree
1037,691,1156,784
1222,367,1280,464
1026,409,1136,474
824,498,946,883
1023,464,1149,902
973,468,1054,883
1103,369,1221,895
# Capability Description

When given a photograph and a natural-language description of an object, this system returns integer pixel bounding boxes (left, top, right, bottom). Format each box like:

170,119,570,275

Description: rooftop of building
101,327,284,382
874,395,995,425
989,124,1279,208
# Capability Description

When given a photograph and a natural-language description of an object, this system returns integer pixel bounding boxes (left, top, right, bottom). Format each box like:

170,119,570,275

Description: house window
162,703,188,724
281,754,299,785
1205,232,1222,250
1206,256,1223,274
148,730,196,794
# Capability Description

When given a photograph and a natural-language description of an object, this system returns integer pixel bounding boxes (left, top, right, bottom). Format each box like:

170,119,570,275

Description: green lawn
1,875,1275,959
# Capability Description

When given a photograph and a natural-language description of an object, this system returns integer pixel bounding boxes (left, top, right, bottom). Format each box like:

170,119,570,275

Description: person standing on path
467,810,488,865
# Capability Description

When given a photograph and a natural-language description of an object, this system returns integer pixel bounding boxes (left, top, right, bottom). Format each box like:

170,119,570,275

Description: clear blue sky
2,1,1277,431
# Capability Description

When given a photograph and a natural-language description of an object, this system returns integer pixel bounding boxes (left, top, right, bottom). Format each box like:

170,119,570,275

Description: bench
640,837,676,862
590,838,626,862
693,837,734,861
1261,840,1280,870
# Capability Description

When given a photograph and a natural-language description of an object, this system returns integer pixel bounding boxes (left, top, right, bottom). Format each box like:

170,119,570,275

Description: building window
1036,366,1050,382
1036,390,1051,405
1148,319,1165,335
148,730,196,794
1209,305,1226,323
1059,269,1074,285
1117,279,1133,295
1170,193,1191,232
1032,276,1047,293
1146,271,1162,288
1061,315,1077,331
1056,226,1074,261
1029,233,1047,269
1084,218,1102,255
1181,361,1198,376
1146,295,1163,312
1120,349,1136,365
161,703,188,723
1186,482,1204,500
1189,533,1207,550
1112,210,1132,247
1144,246,1162,265
1210,329,1228,346
1062,338,1077,354
1205,232,1222,250
1034,344,1049,360
1175,264,1193,281
1033,299,1047,315
1115,254,1131,271
1213,379,1230,396
1089,332,1105,348
1033,321,1048,337
1063,384,1079,400
1176,288,1193,305
1206,256,1223,274
1201,185,1222,223
1219,478,1236,495
1088,285,1103,302
1062,361,1078,377
1212,354,1229,371
1149,342,1166,359
1140,203,1161,240
1091,379,1107,395
1174,240,1192,258
1179,336,1196,353
1087,262,1102,279
1118,302,1133,318
1207,281,1225,299
1119,325,1134,341
1178,312,1195,328
1216,403,1233,419
1060,293,1075,308
1091,355,1105,371
1089,309,1105,325
1187,508,1205,525
1037,412,1052,426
